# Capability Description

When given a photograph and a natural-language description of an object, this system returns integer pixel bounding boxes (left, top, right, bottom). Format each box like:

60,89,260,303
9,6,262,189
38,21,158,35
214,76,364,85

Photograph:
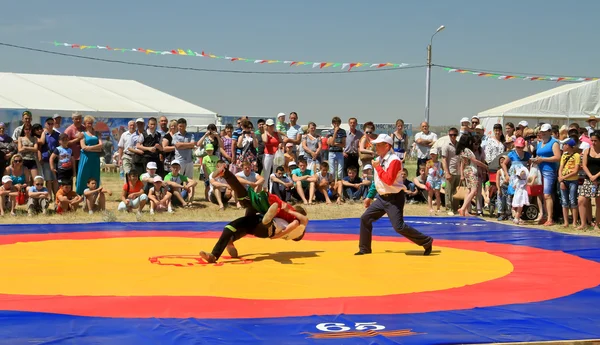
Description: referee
356,134,433,256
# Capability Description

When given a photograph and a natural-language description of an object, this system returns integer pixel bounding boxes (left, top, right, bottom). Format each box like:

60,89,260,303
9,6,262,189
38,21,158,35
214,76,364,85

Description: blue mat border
1,217,600,345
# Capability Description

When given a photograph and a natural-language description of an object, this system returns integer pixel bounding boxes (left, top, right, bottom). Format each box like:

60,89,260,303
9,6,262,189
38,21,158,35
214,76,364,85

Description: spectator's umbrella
487,153,508,173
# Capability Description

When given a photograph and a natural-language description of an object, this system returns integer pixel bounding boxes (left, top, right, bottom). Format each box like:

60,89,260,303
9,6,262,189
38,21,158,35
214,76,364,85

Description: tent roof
0,72,217,116
478,79,600,119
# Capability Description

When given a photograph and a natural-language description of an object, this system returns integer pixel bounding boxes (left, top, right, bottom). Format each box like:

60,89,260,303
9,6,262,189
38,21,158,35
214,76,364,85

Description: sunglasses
35,183,44,186
13,160,22,163
449,134,458,137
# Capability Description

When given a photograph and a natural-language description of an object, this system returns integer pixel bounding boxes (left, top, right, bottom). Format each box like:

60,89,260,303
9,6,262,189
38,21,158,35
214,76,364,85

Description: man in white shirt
117,121,137,174
413,121,437,175
356,134,433,256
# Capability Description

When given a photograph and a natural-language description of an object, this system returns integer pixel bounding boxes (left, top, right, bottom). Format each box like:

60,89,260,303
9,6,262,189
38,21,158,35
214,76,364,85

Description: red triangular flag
320,62,327,69
171,50,178,54
348,63,358,71
377,63,386,68
71,44,80,48
557,77,565,82
231,57,238,62
138,48,146,53
290,61,297,66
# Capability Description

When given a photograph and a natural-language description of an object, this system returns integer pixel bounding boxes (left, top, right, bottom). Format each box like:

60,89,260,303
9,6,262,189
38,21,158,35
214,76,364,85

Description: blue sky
1,0,599,126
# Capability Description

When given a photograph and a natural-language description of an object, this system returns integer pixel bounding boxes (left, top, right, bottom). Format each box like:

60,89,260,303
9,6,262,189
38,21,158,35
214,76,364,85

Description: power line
0,42,426,75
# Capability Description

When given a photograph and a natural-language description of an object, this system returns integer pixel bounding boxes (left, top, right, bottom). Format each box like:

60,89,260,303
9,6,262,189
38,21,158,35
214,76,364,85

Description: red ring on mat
1,231,600,319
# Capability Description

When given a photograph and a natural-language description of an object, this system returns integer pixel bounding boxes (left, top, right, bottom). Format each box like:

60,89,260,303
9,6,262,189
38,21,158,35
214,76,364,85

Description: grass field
1,160,598,238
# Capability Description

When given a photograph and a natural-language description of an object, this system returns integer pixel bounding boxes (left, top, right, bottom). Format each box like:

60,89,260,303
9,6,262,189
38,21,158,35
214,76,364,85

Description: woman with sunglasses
17,124,39,184
4,154,31,194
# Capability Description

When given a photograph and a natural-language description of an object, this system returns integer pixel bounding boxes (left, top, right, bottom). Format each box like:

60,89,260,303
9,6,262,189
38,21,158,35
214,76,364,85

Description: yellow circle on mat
0,237,513,299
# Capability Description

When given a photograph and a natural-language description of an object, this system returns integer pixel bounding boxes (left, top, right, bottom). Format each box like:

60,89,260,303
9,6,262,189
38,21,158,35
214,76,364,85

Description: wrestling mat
1,217,600,344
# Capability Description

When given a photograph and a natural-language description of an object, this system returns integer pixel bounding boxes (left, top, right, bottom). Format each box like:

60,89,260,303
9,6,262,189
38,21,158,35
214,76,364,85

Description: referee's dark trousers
359,190,432,253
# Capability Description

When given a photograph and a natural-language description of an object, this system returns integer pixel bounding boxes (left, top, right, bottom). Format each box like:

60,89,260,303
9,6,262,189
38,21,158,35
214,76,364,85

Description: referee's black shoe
424,241,433,256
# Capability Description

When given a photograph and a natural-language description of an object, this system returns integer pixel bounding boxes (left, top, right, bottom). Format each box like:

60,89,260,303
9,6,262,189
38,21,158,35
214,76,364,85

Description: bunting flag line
50,41,410,71
442,67,599,82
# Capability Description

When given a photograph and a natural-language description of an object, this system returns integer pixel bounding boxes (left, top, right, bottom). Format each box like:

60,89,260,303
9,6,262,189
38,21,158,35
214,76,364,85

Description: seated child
27,175,51,216
140,161,158,194
0,175,17,216
164,159,197,208
83,177,112,214
148,175,173,214
209,160,233,210
314,161,339,205
56,179,83,214
401,168,421,204
341,166,369,201
269,166,293,202
117,170,148,214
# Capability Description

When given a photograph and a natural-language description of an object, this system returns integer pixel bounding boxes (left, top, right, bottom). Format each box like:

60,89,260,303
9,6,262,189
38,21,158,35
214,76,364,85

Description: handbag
527,184,543,196
453,181,468,200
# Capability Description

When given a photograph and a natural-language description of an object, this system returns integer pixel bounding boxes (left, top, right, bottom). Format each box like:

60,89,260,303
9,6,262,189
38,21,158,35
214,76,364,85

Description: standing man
12,111,32,140
157,116,169,136
414,121,437,175
356,134,433,256
255,118,266,174
173,118,196,179
285,112,303,155
118,120,136,175
343,117,362,175
327,116,346,181
52,114,63,134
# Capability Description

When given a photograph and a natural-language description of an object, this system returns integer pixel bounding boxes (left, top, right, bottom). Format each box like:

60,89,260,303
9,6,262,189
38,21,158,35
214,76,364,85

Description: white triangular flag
312,63,320,68
97,46,107,49
370,64,378,68
342,63,349,70
254,60,261,63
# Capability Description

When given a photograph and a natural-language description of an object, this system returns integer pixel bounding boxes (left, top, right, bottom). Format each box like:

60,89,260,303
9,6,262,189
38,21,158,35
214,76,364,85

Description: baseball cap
564,138,577,147
22,111,32,116
1,176,12,184
371,134,393,146
475,124,484,130
514,137,526,147
52,114,62,119
205,143,214,151
277,112,286,118
153,175,163,183
171,159,181,166
460,117,470,124
540,123,552,132
135,118,145,124
288,161,297,167
265,119,275,126
471,115,480,120
362,164,373,170
518,120,528,128
146,161,157,170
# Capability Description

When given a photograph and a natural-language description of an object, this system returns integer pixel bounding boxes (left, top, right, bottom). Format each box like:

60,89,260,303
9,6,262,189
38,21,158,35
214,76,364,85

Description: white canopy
477,79,600,134
0,72,217,127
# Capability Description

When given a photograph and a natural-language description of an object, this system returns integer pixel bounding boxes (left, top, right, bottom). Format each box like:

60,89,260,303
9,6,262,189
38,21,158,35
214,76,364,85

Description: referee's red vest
373,150,405,195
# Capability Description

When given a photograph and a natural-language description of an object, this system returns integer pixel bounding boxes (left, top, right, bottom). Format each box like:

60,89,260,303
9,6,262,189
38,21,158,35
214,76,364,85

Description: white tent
477,79,600,135
0,72,218,132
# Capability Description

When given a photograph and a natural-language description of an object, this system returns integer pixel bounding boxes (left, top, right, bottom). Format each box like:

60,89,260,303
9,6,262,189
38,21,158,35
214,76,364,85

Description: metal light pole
425,25,445,124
